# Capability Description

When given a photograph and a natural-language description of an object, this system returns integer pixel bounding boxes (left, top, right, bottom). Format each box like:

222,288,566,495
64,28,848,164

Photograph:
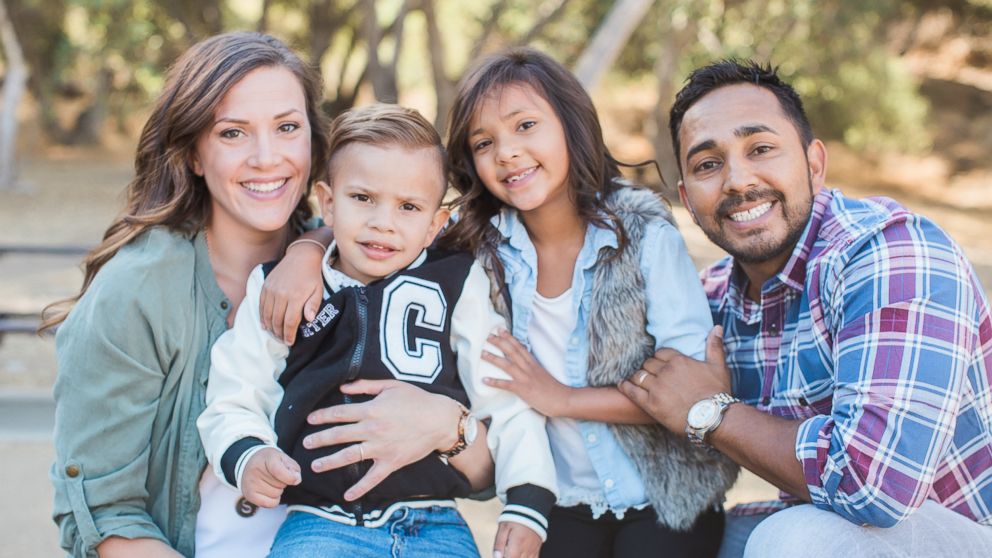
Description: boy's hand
493,521,542,558
260,235,328,344
241,447,301,508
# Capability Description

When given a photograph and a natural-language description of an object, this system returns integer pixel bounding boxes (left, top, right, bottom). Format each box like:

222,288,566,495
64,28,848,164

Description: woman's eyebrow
213,108,304,126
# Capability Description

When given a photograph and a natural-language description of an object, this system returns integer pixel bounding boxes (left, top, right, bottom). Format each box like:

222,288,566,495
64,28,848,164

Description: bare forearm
97,537,183,558
294,226,334,247
449,422,495,491
556,386,656,424
708,404,810,501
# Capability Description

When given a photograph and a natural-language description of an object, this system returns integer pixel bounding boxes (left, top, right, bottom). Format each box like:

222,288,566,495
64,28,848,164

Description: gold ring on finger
636,370,650,387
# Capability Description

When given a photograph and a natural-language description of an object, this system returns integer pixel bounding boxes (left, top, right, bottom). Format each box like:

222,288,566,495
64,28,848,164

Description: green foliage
7,0,982,154
608,0,932,153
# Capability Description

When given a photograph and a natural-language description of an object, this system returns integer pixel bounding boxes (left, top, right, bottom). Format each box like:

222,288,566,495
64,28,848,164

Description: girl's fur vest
479,186,740,529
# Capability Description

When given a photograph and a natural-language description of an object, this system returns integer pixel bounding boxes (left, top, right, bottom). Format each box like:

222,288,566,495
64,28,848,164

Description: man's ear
315,180,334,228
677,180,700,226
424,206,451,247
806,138,828,191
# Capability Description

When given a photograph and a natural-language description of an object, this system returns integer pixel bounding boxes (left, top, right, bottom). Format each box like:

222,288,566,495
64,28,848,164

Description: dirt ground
0,151,989,556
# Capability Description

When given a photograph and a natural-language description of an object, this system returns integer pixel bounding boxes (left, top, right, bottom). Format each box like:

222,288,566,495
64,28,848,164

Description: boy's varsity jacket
478,186,740,530
197,246,557,537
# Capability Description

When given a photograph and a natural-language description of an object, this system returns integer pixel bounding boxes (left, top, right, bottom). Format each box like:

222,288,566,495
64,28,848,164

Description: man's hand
241,447,301,508
493,521,542,558
619,326,731,433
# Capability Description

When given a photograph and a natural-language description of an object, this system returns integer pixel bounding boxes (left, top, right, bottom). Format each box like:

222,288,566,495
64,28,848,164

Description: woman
43,32,488,558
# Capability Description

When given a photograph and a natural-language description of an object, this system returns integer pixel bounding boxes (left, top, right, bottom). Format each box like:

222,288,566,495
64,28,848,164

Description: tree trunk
257,0,271,32
0,0,29,190
519,0,569,46
421,0,455,131
648,8,694,196
66,66,112,145
365,0,400,103
573,0,655,90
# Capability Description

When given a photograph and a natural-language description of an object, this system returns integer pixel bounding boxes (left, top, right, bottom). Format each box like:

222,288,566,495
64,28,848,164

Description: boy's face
317,143,449,284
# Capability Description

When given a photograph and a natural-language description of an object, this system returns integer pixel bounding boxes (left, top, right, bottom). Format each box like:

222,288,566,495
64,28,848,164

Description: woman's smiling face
192,65,312,237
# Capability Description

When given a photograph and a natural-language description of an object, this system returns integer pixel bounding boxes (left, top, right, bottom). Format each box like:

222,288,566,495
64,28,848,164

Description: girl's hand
481,329,571,417
494,521,542,558
301,380,467,501
259,235,327,344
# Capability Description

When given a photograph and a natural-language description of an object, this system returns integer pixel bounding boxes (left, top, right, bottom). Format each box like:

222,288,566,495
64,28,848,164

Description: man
619,59,992,557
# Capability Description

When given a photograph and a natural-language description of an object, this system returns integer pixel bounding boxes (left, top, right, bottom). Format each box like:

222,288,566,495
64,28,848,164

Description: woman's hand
259,227,332,344
300,380,467,501
481,329,571,417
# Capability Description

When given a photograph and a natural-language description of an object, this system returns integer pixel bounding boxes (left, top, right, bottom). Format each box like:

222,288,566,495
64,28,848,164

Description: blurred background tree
2,0,990,201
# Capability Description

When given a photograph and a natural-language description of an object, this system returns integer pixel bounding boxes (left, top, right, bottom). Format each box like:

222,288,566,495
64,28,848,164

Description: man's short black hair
669,59,814,175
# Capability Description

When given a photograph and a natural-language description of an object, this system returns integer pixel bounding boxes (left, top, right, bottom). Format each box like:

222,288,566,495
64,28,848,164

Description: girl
44,32,489,558
440,48,738,558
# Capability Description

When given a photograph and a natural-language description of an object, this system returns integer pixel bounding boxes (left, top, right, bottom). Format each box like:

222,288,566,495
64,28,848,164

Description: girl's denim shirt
491,207,713,515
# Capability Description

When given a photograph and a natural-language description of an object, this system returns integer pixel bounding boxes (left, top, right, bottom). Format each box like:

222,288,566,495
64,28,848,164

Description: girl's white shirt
530,288,607,511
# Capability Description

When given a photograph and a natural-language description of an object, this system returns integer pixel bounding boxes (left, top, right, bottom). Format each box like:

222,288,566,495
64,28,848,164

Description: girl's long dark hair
439,47,628,261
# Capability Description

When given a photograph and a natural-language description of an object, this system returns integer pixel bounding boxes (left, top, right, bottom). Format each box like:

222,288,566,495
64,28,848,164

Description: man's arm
707,404,809,500
788,219,977,526
622,217,980,527
618,327,808,500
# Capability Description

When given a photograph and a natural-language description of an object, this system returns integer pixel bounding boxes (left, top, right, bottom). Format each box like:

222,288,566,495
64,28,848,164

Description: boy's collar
320,241,429,292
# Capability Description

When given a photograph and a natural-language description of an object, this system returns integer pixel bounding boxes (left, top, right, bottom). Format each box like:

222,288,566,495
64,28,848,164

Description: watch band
686,392,740,447
438,406,471,459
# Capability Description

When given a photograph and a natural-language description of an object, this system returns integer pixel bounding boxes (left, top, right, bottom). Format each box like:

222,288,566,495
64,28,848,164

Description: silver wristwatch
685,392,740,447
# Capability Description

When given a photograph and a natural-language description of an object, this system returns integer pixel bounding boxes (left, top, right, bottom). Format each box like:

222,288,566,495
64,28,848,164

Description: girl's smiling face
192,65,312,238
468,83,572,215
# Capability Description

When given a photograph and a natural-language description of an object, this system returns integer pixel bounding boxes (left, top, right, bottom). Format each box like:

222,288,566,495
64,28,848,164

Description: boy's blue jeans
268,506,481,558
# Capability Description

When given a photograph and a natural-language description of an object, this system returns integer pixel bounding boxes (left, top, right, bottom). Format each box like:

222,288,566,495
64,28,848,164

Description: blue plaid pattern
702,188,992,527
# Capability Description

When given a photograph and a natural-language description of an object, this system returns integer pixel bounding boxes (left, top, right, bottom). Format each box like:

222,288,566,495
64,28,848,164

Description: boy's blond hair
327,104,446,187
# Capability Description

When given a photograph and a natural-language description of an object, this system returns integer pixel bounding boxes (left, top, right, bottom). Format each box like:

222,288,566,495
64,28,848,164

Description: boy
198,104,556,557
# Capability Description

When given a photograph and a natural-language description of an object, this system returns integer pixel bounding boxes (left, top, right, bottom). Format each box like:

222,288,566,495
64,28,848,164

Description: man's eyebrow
735,124,775,138
685,139,716,162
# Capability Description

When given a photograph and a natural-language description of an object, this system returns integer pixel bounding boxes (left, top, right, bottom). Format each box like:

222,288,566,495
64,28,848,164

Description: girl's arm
260,226,333,343
483,330,655,424
482,221,711,426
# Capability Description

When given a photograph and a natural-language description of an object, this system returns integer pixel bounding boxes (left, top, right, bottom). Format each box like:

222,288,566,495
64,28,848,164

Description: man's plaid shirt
701,187,992,527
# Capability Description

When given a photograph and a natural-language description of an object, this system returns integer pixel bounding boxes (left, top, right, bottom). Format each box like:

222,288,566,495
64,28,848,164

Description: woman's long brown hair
439,47,627,264
40,32,330,332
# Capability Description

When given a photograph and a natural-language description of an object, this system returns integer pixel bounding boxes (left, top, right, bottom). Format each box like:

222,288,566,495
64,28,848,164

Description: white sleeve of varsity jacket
450,260,558,541
196,264,290,490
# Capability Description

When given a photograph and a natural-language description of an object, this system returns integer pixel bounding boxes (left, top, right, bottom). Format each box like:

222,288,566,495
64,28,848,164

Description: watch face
464,415,479,445
687,400,719,429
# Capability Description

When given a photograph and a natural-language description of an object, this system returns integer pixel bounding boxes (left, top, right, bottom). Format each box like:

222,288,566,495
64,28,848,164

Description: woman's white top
194,468,287,557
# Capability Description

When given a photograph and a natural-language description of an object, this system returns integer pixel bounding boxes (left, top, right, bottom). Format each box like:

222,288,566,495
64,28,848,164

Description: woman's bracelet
286,238,327,254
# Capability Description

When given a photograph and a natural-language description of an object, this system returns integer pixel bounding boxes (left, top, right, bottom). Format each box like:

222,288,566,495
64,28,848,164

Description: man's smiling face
676,83,826,268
